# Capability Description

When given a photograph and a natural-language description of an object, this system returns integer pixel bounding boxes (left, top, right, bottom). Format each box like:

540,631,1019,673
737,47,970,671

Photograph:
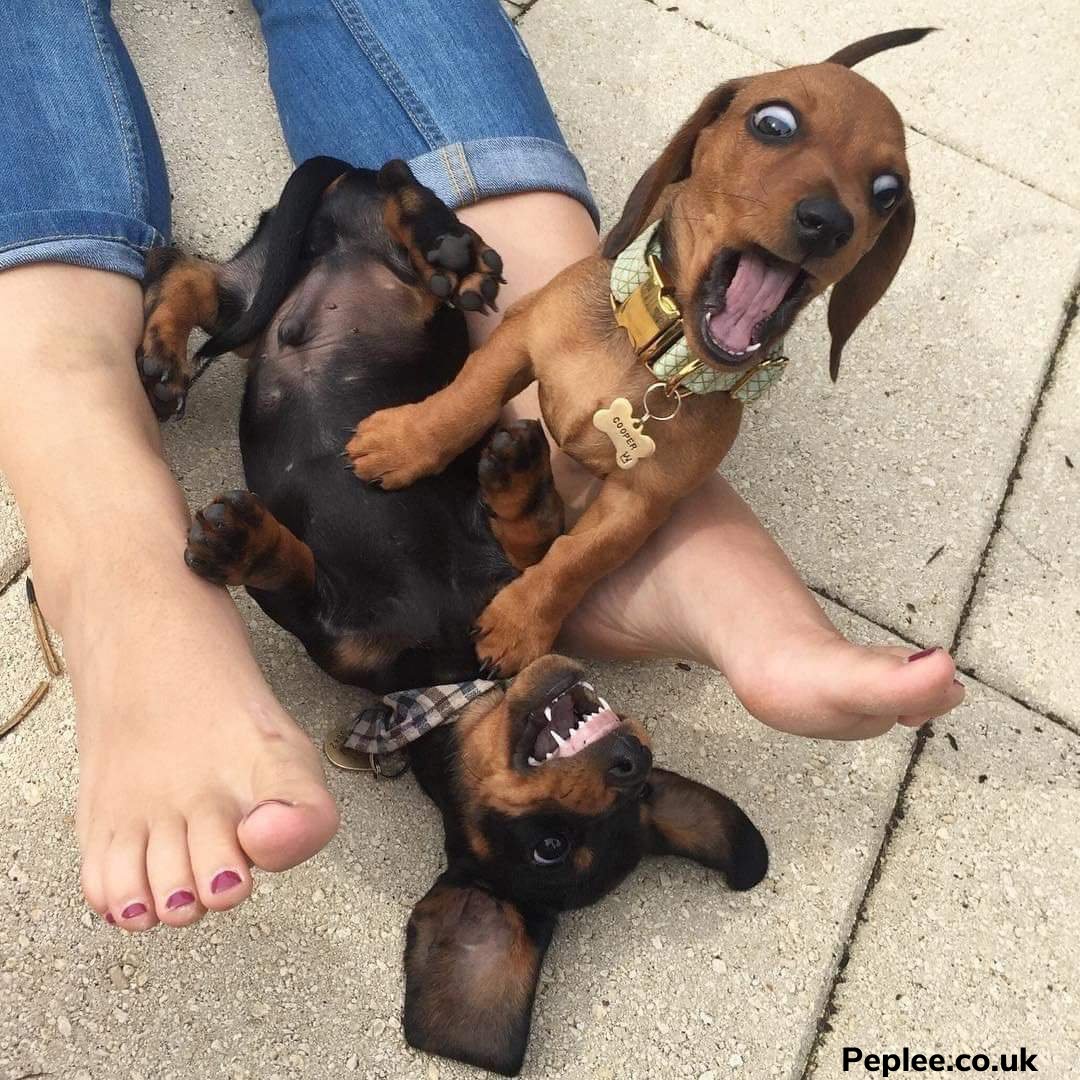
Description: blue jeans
0,0,597,280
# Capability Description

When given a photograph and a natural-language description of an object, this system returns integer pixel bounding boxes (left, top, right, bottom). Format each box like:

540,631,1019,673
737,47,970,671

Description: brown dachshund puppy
347,30,929,676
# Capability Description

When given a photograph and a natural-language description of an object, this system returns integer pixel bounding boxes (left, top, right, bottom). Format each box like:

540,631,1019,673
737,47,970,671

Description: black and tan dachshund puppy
138,159,767,1075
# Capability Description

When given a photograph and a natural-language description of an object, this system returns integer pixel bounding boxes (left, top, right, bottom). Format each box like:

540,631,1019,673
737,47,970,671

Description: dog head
402,655,767,1075
603,29,930,381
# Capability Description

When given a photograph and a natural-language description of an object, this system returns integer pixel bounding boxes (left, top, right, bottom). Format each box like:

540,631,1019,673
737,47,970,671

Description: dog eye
532,834,570,866
751,103,798,140
872,173,904,212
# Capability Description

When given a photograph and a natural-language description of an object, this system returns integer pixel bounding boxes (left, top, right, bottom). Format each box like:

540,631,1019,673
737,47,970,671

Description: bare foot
61,528,338,931
0,265,338,931
557,466,964,740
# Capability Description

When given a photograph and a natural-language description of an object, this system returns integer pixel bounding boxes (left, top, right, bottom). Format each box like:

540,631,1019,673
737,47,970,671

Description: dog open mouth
520,681,622,767
699,247,807,366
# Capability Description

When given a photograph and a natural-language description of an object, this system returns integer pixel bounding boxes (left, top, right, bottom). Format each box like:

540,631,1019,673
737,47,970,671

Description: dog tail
197,155,353,359
826,27,937,69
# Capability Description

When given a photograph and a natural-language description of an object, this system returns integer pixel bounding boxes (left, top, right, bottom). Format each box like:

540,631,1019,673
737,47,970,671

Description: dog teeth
528,755,540,767
544,706,553,724
597,696,611,712
745,342,762,354
545,749,556,761
551,731,567,748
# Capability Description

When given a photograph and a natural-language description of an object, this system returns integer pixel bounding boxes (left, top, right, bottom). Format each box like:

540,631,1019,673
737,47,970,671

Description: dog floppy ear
827,197,915,381
602,80,745,258
642,767,768,890
402,873,557,1076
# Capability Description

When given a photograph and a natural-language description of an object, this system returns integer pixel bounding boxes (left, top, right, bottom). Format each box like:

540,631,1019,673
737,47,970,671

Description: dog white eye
872,173,904,212
751,103,798,140
532,834,570,866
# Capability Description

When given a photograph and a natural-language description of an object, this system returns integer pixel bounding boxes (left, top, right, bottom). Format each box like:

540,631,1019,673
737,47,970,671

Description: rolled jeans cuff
408,136,600,231
0,209,166,280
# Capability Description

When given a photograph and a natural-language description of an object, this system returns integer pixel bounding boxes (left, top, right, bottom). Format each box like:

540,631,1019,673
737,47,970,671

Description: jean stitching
81,0,147,221
327,0,444,150
448,144,479,203
439,147,463,204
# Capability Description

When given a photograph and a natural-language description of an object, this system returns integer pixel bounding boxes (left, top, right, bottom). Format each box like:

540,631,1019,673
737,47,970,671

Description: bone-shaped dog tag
593,398,656,470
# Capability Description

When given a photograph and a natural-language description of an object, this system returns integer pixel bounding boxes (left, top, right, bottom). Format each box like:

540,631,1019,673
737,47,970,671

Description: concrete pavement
2,1,1077,1076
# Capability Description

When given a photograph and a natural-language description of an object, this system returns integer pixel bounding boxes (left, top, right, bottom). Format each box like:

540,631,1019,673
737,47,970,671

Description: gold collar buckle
612,252,684,364
726,354,790,398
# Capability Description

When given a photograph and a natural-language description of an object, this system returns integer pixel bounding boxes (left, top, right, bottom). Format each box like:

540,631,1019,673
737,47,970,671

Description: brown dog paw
479,421,564,571
378,159,503,312
137,322,195,420
138,248,221,420
474,578,559,677
183,489,319,595
346,403,450,490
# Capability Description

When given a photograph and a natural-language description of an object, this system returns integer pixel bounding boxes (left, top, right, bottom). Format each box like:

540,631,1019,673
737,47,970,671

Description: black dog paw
378,159,504,313
479,420,548,494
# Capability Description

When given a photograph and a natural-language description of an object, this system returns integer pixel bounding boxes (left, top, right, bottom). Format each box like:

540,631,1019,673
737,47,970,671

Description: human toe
102,830,159,932
187,808,252,912
146,818,205,927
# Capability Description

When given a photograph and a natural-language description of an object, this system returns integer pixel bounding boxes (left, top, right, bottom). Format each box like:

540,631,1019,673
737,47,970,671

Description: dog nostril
794,197,854,255
606,735,650,785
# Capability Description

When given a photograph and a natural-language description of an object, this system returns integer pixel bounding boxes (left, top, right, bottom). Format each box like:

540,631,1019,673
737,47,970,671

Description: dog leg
138,250,227,419
479,420,564,572
378,160,503,312
184,490,315,593
474,477,676,674
347,309,534,489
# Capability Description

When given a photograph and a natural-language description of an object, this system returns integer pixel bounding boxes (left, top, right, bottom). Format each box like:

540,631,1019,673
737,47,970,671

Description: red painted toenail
121,902,147,919
166,889,196,910
906,647,939,663
105,912,116,925
211,870,243,895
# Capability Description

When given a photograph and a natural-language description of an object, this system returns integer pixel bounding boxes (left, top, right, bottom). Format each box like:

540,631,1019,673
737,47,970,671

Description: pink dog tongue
554,708,621,759
707,250,798,354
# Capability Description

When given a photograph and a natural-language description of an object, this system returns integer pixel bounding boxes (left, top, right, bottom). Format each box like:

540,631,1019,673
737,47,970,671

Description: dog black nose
606,733,652,788
794,197,854,257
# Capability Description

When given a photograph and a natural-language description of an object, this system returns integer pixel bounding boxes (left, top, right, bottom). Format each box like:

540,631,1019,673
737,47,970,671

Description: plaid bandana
343,679,502,756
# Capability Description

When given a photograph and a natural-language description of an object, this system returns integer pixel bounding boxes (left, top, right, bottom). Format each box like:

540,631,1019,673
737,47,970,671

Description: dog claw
480,249,503,274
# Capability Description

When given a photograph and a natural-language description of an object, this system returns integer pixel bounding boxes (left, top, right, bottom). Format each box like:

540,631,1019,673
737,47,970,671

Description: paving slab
114,0,293,262
811,684,1080,1078
957,324,1080,725
661,0,1080,209
523,0,1080,645
2,561,917,1079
